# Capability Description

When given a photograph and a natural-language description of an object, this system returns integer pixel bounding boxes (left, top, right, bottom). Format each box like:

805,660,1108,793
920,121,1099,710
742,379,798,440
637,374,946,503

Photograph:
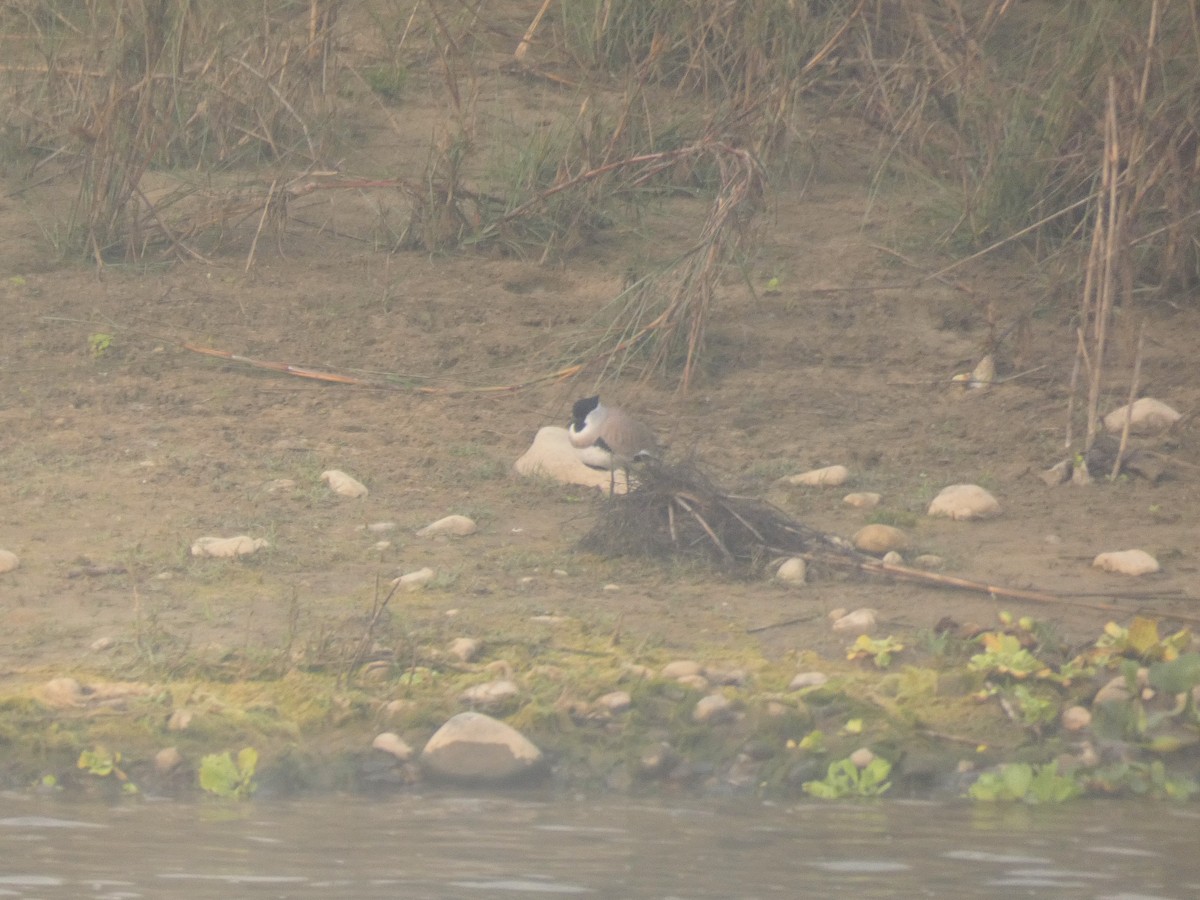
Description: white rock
1061,706,1092,732
190,535,269,558
831,608,877,636
372,732,414,761
853,524,909,554
594,691,632,713
39,677,84,708
154,747,184,774
512,426,632,494
913,554,944,570
789,671,828,690
692,693,735,724
843,492,881,509
321,469,368,498
448,637,481,662
459,679,519,707
848,747,876,769
90,636,115,652
782,465,850,487
420,711,544,783
676,674,710,691
661,660,703,680
776,557,807,584
927,484,1000,520
1092,549,1160,577
394,567,436,591
365,521,397,533
881,550,904,565
0,549,19,573
1103,398,1181,435
417,514,477,537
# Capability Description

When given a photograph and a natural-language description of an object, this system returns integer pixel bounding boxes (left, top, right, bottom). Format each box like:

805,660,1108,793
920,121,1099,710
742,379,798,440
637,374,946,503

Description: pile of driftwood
578,458,1199,625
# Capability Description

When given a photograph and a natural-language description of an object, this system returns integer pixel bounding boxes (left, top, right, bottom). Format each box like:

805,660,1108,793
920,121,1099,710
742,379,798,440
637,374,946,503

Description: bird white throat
567,396,658,474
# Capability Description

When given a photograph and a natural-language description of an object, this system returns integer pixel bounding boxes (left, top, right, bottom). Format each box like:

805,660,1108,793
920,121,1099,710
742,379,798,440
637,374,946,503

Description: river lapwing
568,395,658,493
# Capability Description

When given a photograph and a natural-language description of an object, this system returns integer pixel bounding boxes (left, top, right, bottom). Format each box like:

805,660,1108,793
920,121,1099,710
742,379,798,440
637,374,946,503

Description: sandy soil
2,13,1199,693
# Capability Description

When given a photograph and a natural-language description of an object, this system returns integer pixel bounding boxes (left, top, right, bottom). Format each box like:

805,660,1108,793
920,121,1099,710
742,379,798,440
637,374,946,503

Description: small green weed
199,747,258,799
803,756,892,799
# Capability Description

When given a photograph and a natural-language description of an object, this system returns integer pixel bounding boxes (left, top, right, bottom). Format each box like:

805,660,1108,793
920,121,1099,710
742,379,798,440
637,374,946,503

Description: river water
1,791,1196,899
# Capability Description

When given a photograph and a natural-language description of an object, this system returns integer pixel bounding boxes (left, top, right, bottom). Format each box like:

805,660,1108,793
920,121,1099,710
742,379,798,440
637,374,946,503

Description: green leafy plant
968,632,1046,680
1086,760,1200,801
967,761,1082,803
88,333,113,358
802,756,892,799
77,746,137,794
199,747,258,799
847,634,904,669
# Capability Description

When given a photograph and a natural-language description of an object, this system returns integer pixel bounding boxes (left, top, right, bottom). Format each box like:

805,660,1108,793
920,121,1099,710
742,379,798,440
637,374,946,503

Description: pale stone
168,709,194,731
90,636,115,652
913,554,944,569
262,478,296,493
705,666,749,686
1093,675,1132,705
1103,398,1181,435
1041,460,1072,486
881,550,904,565
621,664,655,682
420,711,544,783
395,567,435,591
849,747,876,769
512,425,631,494
459,679,519,707
661,660,703,679
321,469,368,498
781,465,850,487
1061,706,1092,732
853,524,909,554
843,492,881,509
0,549,19,573
693,693,735,724
677,674,711,691
190,535,269,558
365,521,397,533
594,691,631,713
372,731,414,761
39,677,84,708
154,747,184,774
789,671,828,690
602,583,621,592
1092,549,1160,577
831,608,877,636
927,484,1000,520
417,514,477,537
776,557,807,584
448,637,481,662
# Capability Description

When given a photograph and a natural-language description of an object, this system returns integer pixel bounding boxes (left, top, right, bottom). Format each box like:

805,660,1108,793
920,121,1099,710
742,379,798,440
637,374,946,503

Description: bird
567,395,659,493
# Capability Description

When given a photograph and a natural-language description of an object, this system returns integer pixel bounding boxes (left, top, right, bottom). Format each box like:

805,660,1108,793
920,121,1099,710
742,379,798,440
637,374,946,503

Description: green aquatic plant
77,746,138,794
199,747,258,799
967,761,1082,804
802,756,892,799
846,634,904,669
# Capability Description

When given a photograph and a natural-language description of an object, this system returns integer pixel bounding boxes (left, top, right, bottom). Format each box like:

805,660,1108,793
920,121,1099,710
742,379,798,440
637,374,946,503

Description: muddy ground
1,9,1198,794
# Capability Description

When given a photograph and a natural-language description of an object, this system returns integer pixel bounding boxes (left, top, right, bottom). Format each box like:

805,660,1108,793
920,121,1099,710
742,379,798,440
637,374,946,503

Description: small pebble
853,524,909,554
190,535,269,558
776,557,807,584
448,637,481,662
843,492,881,509
789,672,828,690
594,691,632,713
366,521,398,533
1061,706,1091,732
913,554,944,569
693,693,735,724
848,747,876,769
459,679,519,707
395,567,435,591
321,469,368,498
781,465,850,487
372,732,414,761
154,747,184,774
417,514,477,537
928,484,1000,520
1092,549,1160,577
831,608,877,636
0,549,20,573
661,660,703,680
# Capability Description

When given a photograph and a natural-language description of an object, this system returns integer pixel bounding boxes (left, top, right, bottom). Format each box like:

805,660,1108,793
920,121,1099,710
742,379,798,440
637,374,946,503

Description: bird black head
570,395,601,430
